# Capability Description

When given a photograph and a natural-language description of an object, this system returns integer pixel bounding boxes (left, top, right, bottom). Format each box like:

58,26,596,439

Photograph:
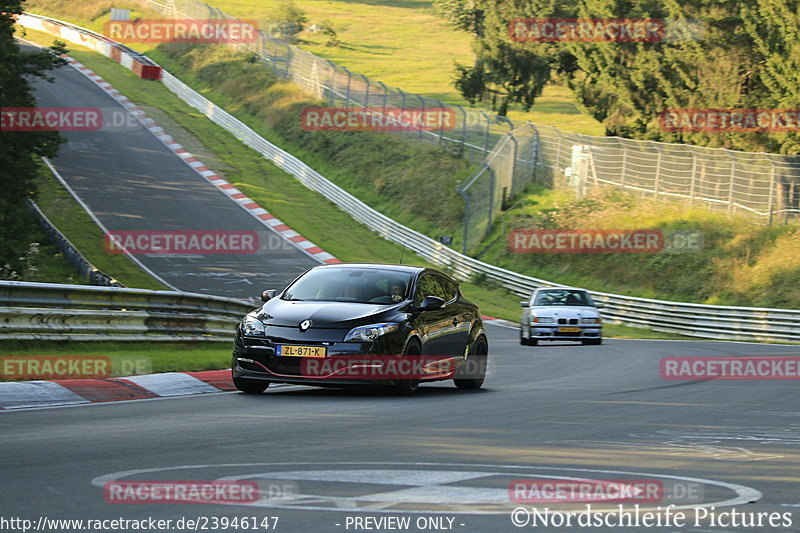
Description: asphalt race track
2,325,799,532
26,44,318,298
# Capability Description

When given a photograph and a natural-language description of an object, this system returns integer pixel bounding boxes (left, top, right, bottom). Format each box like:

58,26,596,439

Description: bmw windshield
534,289,593,306
282,268,414,304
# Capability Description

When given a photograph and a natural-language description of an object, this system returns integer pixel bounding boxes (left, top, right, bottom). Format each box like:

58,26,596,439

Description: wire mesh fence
141,0,800,255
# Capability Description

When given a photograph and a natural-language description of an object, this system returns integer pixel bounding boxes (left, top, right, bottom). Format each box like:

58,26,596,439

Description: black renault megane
232,263,488,395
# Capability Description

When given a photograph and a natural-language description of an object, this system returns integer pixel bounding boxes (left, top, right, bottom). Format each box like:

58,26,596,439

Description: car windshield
534,289,592,307
282,268,413,304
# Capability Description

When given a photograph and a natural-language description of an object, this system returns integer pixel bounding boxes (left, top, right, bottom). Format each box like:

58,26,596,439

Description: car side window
436,275,458,303
413,274,446,306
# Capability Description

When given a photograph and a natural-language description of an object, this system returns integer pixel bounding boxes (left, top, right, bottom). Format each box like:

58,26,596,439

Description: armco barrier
17,13,161,80
28,200,122,287
16,14,800,343
0,281,255,341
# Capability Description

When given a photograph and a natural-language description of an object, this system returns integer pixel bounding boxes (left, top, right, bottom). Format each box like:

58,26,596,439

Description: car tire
454,336,487,390
520,330,538,346
392,340,421,395
234,377,270,394
581,338,602,346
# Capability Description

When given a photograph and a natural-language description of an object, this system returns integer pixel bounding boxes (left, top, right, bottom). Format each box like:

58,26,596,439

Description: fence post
458,186,470,255
767,164,776,225
416,94,425,140
487,167,495,235
689,154,697,205
361,74,370,109
398,88,407,115
480,111,491,156
437,100,447,146
727,158,736,213
454,104,468,149
654,151,662,197
326,60,337,106
343,67,352,104
378,81,388,113
619,144,627,189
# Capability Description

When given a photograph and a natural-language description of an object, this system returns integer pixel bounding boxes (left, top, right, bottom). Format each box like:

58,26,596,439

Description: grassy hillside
25,0,605,135
477,187,800,309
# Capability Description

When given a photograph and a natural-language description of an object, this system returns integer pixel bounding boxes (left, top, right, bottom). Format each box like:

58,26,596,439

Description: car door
435,274,472,354
412,273,453,356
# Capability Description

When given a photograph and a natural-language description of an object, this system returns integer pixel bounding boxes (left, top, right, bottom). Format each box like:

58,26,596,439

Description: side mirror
261,289,277,302
595,302,604,309
520,301,529,307
418,296,444,311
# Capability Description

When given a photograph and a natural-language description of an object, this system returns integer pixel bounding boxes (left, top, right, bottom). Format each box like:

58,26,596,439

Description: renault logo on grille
299,320,312,332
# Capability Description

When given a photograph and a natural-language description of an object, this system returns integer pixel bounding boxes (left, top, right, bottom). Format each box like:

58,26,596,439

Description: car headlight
242,315,266,337
533,316,554,323
343,323,399,343
581,317,601,324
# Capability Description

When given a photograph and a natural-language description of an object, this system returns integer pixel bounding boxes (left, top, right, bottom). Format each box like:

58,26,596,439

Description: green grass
0,208,83,285
0,341,231,378
475,186,800,309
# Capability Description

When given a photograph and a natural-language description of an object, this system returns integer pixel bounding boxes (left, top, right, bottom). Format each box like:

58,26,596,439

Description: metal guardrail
0,281,255,341
18,14,800,344
28,200,122,287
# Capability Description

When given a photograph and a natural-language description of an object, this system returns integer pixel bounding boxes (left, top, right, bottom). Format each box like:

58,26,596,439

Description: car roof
312,263,427,274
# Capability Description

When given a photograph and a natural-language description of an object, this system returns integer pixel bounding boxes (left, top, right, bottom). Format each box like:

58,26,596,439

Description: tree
449,1,554,116
268,0,308,42
432,0,484,35
0,0,67,270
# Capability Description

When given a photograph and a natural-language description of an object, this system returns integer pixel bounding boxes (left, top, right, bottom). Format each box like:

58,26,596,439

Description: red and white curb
63,55,340,265
0,370,236,410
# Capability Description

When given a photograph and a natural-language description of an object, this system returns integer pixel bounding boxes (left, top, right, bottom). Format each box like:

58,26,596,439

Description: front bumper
528,324,602,341
232,327,427,387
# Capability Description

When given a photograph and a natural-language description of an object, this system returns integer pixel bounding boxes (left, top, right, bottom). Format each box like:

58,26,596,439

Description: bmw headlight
581,317,601,324
343,323,399,343
533,316,555,323
242,315,266,337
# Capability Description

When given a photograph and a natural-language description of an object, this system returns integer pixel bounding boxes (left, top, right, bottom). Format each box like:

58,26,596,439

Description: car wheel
233,377,270,394
519,329,538,346
392,340,421,395
454,336,487,390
